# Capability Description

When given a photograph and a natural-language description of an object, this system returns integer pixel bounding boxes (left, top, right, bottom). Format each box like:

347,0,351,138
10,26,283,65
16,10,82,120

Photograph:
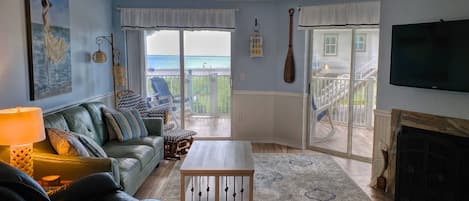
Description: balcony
146,68,231,138
310,75,376,158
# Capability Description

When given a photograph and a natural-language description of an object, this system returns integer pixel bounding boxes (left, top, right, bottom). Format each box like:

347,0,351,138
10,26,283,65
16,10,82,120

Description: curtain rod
116,7,240,11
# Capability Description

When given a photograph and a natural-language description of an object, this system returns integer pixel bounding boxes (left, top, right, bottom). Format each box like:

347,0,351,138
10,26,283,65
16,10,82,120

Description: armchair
0,160,159,201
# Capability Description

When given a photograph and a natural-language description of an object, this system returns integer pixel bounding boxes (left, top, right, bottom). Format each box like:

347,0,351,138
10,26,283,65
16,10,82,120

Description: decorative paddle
284,8,295,83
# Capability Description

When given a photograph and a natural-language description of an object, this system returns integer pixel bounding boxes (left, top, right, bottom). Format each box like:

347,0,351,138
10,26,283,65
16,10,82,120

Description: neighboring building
312,29,379,78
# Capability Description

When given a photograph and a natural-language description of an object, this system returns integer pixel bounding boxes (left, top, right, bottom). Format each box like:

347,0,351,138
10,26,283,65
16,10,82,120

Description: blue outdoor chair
150,77,192,127
311,97,336,142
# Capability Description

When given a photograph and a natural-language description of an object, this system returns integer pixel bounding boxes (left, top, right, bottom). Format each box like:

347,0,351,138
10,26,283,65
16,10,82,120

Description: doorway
308,28,379,161
145,30,232,138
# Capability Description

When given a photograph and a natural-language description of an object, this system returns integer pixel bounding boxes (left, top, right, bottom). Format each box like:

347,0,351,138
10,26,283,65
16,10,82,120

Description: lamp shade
0,107,45,145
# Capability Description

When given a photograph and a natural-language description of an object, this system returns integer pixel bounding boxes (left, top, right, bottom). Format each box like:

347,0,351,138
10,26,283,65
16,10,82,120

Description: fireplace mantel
385,109,469,196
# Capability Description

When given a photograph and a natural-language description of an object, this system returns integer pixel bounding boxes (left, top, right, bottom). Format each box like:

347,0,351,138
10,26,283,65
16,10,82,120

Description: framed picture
25,0,71,100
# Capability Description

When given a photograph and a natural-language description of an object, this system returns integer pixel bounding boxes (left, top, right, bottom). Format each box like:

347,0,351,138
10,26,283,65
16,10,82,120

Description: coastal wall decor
25,0,71,100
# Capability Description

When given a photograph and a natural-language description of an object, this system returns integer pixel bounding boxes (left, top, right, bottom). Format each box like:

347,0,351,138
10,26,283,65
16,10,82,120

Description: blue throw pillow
104,109,148,141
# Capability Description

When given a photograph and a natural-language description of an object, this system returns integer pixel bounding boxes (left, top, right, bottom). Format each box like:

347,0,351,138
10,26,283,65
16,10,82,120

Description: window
324,34,338,56
355,33,366,52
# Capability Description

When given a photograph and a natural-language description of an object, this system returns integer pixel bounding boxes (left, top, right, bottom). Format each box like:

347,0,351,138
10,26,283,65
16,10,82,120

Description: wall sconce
250,18,263,58
92,33,127,107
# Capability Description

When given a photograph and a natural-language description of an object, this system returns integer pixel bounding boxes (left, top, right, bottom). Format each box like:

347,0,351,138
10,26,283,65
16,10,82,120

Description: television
390,19,469,92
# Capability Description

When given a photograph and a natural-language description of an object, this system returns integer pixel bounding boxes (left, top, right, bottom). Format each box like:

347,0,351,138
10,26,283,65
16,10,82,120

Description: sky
146,30,231,56
29,0,70,28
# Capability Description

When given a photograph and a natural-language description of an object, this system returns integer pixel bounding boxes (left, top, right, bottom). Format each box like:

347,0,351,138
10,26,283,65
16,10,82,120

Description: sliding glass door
145,30,232,138
308,28,379,161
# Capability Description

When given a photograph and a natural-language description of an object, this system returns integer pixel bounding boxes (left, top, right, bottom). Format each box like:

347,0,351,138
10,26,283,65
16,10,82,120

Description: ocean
146,55,230,70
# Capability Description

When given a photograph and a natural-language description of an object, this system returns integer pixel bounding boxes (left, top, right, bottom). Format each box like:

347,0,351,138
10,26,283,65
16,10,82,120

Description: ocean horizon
146,55,230,70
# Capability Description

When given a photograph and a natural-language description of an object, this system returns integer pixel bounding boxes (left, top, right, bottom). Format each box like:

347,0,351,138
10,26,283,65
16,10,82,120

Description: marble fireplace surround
383,109,469,197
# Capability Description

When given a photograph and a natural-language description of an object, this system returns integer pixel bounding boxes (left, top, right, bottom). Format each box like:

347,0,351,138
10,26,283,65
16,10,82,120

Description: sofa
0,160,159,201
0,102,164,195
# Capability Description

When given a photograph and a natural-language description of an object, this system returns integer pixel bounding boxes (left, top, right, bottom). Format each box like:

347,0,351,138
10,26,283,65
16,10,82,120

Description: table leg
181,174,185,201
215,176,220,201
249,173,254,201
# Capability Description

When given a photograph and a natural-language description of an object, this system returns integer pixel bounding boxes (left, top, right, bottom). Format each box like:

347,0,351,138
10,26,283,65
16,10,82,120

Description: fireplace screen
395,126,469,201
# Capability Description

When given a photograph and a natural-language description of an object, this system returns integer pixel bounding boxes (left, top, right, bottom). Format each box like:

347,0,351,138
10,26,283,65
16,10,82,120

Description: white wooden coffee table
180,141,254,201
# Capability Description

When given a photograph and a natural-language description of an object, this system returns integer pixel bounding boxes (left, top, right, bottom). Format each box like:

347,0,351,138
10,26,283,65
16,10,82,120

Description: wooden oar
284,8,295,83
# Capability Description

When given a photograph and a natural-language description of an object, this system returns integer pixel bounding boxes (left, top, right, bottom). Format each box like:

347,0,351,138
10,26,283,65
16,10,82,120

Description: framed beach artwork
25,0,71,100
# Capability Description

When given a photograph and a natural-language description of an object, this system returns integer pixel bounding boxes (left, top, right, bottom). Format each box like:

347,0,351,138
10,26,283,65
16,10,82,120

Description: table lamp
0,107,45,176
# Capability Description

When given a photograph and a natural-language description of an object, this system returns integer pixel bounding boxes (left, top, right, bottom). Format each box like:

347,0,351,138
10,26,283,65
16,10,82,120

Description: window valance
298,1,380,29
120,8,236,31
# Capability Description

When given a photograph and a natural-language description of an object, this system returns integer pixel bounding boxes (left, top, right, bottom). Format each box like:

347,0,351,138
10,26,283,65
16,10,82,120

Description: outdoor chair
150,77,192,127
117,90,197,160
311,97,336,142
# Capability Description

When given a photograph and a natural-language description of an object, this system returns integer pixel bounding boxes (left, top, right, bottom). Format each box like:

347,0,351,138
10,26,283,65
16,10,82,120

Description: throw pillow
73,133,108,158
46,128,90,157
102,108,118,140
104,109,148,142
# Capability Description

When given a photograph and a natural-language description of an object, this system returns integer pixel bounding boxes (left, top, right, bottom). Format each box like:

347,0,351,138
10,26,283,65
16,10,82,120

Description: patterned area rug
161,153,371,201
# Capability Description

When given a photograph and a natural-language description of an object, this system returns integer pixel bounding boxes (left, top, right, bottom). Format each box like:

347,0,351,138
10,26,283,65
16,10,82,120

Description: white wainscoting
232,90,307,149
43,92,114,115
370,109,391,187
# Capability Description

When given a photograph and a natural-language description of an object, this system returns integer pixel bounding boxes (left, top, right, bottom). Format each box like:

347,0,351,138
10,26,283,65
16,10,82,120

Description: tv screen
390,19,469,92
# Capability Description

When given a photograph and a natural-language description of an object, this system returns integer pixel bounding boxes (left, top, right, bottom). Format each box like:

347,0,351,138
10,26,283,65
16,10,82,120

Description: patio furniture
311,97,336,142
150,77,192,127
117,90,197,160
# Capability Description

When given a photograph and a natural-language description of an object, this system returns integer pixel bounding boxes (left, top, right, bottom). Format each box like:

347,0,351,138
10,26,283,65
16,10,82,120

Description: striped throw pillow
105,109,148,141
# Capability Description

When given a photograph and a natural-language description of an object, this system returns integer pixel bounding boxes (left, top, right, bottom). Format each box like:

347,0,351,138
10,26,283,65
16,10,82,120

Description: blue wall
0,0,113,111
376,0,469,119
112,0,372,93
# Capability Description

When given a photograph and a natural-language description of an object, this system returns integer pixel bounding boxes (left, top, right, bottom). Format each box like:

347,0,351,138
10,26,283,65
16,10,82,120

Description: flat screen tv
390,19,469,92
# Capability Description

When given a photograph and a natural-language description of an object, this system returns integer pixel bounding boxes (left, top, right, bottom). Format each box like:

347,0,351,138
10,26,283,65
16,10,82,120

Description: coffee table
180,141,254,201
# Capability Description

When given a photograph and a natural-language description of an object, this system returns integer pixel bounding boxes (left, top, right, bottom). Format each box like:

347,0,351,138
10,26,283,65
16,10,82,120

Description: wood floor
184,116,231,138
134,143,391,201
313,121,374,158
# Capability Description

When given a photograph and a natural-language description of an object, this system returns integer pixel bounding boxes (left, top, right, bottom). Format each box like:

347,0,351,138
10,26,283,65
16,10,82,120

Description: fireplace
395,126,469,201
385,110,469,201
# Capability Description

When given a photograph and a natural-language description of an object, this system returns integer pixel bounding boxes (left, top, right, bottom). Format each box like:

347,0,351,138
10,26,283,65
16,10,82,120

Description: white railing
146,68,231,116
312,76,376,128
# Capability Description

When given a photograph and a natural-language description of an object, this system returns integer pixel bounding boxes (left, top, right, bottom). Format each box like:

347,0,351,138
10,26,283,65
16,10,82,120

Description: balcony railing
311,76,376,128
146,68,231,116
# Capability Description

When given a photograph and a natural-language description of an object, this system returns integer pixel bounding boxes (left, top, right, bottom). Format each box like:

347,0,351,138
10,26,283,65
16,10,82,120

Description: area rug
160,153,371,201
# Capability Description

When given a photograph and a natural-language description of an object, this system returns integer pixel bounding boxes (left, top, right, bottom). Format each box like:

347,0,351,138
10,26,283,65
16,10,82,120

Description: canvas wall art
25,0,71,100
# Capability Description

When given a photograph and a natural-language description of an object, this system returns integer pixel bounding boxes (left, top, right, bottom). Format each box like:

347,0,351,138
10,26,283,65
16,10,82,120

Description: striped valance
298,1,380,29
120,8,236,31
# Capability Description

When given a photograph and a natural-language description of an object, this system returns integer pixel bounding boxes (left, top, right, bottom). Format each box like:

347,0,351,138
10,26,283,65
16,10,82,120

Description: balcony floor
184,116,231,138
182,117,373,158
311,121,373,158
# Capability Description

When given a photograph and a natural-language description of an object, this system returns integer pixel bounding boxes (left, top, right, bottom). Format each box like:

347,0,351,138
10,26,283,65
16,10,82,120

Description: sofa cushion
105,136,164,155
81,102,109,144
75,133,108,158
103,144,154,168
46,128,90,157
36,113,72,154
60,107,102,146
104,109,148,141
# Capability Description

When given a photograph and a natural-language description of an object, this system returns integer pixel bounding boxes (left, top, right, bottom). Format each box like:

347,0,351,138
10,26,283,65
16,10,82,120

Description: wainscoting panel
43,92,114,115
273,93,307,149
232,91,275,141
232,90,306,148
371,109,391,187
